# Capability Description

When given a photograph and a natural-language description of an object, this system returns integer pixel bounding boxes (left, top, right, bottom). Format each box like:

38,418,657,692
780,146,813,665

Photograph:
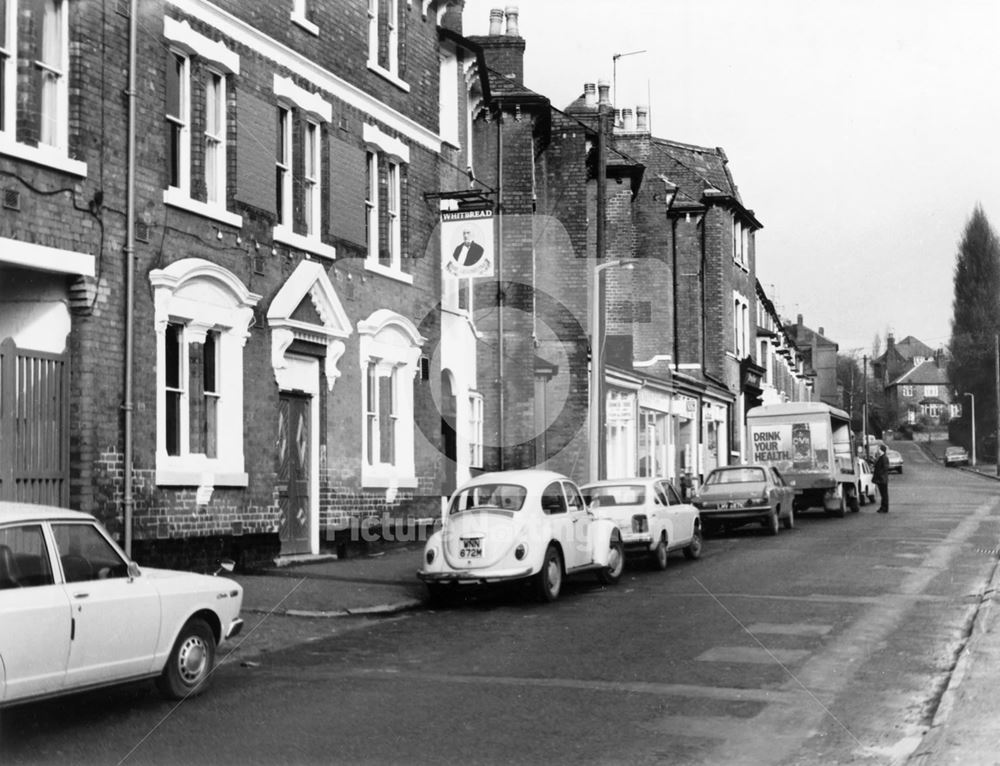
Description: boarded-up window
235,91,277,213
329,133,367,246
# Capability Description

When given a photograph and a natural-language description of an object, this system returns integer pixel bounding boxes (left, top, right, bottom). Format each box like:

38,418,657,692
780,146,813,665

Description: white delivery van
746,402,859,516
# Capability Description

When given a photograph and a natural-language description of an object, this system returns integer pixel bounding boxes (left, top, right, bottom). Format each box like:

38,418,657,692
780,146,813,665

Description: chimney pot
488,8,504,35
636,104,649,131
819,327,825,336
614,108,622,127
504,5,519,36
597,79,611,106
797,313,803,328
583,82,597,108
622,107,635,131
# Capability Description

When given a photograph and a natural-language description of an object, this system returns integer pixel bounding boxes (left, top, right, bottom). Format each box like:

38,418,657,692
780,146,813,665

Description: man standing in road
872,444,890,513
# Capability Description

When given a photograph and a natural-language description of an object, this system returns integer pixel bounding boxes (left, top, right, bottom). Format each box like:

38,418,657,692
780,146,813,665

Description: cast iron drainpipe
123,0,138,556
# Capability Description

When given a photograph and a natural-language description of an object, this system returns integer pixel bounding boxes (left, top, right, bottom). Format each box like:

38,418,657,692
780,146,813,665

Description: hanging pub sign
442,208,495,278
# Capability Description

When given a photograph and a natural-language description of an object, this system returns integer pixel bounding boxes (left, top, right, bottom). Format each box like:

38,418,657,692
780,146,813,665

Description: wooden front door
277,393,311,555
0,338,69,505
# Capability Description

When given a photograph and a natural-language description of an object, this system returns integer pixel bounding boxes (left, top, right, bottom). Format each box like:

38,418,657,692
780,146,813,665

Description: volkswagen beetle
418,470,624,603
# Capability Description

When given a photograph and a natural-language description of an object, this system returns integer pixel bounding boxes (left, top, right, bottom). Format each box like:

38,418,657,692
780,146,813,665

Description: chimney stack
583,82,597,108
488,7,504,35
797,313,803,329
504,5,519,36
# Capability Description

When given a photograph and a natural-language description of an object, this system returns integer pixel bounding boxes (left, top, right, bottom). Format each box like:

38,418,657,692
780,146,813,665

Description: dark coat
872,452,889,484
452,241,485,266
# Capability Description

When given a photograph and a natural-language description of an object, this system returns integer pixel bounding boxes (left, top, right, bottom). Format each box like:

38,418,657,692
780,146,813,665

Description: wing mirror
127,561,142,580
213,559,236,576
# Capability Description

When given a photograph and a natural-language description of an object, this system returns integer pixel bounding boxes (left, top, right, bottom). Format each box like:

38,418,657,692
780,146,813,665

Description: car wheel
534,545,563,602
829,492,846,518
683,525,703,560
651,534,669,571
156,618,216,700
782,506,794,530
597,534,625,585
763,508,780,536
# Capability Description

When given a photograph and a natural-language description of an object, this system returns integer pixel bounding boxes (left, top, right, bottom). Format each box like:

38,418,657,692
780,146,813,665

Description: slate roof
890,360,950,387
649,138,741,211
785,320,838,350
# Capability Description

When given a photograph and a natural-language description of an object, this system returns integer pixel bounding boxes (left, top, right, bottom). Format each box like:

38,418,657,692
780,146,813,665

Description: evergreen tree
949,205,1000,448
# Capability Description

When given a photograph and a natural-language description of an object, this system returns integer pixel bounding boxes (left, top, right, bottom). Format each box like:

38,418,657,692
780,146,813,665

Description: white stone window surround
0,0,85,176
162,17,241,227
166,0,439,152
150,258,261,487
362,123,412,284
272,75,337,261
267,259,351,392
290,0,319,36
0,236,94,276
367,0,409,92
358,309,424,489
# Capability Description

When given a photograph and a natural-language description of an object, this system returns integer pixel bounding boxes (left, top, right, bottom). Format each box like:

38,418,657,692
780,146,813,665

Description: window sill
156,468,249,487
290,11,319,35
0,137,87,177
366,62,411,93
363,259,413,285
361,472,418,490
163,188,243,227
273,224,337,260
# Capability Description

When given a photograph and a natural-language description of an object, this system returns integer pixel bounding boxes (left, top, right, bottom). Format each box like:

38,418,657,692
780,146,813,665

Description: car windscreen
581,485,645,507
705,467,766,485
450,484,527,514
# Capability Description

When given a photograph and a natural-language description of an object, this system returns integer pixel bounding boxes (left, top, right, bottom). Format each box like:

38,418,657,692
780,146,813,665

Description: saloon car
944,446,970,467
580,478,702,570
0,503,244,708
418,470,625,603
886,449,904,473
692,464,796,535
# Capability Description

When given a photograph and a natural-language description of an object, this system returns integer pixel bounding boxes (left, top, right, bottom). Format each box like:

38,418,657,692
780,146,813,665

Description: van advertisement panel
750,421,831,473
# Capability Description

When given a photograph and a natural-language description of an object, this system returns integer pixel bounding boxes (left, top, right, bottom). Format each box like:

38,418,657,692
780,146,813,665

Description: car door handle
73,592,90,599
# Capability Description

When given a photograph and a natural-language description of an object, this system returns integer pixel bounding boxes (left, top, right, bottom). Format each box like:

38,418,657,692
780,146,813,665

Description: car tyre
829,493,846,518
683,525,703,560
764,508,780,536
156,618,216,700
597,534,625,585
782,507,794,530
534,545,563,602
651,535,669,571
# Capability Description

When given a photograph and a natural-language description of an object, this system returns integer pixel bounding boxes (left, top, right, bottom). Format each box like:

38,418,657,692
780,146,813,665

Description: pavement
225,444,1000,764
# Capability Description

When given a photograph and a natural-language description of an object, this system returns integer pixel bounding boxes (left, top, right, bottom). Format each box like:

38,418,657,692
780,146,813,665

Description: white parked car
0,503,244,708
856,458,876,505
418,470,625,603
580,478,702,570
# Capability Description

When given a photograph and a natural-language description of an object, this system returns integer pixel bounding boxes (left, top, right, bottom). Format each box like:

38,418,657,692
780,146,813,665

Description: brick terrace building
0,0,487,567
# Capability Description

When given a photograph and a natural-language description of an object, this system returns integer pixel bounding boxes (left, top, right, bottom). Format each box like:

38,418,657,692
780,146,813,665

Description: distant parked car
944,446,970,467
886,449,904,473
0,503,244,709
692,465,796,536
856,458,876,505
581,478,702,570
418,470,625,603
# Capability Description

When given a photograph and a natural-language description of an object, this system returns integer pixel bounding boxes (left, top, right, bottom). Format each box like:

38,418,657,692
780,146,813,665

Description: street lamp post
590,258,637,482
964,392,976,467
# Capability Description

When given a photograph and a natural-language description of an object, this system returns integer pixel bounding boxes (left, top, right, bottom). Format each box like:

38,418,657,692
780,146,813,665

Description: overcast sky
461,0,1000,355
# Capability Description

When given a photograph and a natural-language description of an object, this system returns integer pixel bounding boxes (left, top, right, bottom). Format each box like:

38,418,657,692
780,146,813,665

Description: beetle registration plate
460,538,482,558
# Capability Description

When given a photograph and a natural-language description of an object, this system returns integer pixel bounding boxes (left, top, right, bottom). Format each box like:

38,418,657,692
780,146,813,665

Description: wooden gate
0,337,70,505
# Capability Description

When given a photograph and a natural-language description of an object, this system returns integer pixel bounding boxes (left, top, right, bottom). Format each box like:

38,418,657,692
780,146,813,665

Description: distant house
887,361,956,426
783,315,838,408
873,334,937,387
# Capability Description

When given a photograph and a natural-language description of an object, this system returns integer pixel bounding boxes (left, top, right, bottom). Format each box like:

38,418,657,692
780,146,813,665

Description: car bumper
225,618,244,640
695,505,771,521
417,566,534,584
620,532,654,549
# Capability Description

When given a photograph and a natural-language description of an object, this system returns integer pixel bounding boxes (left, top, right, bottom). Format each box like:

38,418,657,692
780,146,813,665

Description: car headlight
514,543,528,561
